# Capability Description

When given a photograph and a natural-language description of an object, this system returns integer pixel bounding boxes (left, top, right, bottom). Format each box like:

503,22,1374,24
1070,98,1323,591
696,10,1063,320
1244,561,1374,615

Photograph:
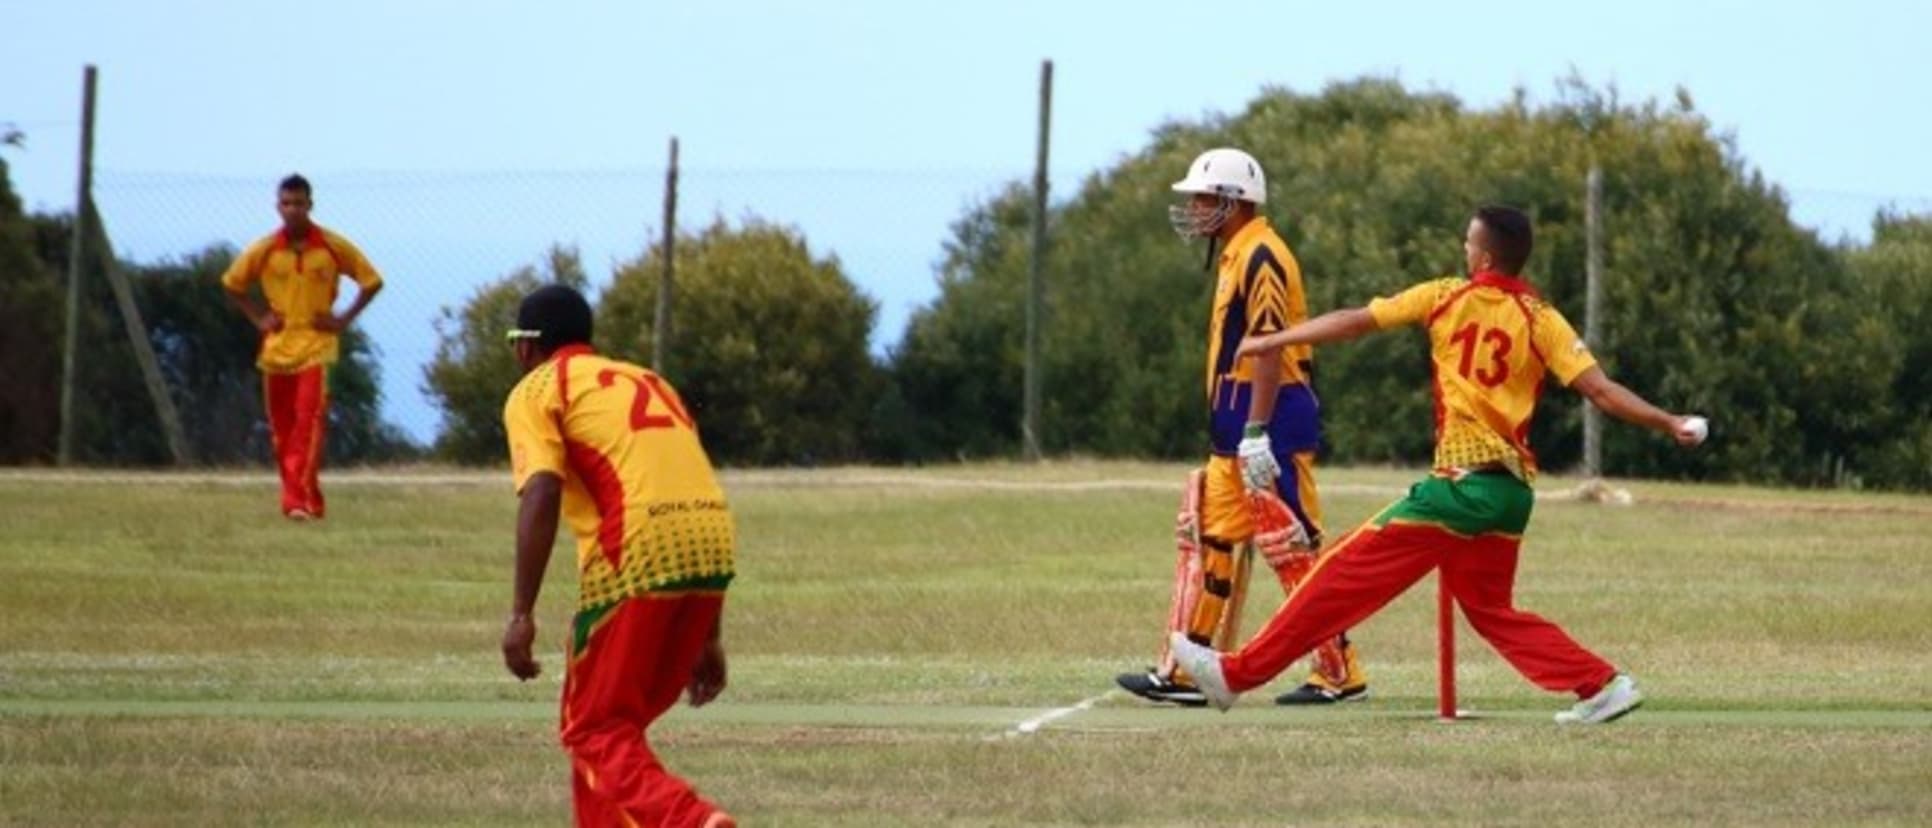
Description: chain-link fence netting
94,166,1052,445
65,167,1932,460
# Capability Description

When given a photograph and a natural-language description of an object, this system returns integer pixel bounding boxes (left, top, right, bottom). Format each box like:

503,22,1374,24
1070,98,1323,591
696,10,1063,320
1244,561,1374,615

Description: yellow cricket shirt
502,345,735,609
1367,271,1598,480
219,225,382,373
1206,216,1319,454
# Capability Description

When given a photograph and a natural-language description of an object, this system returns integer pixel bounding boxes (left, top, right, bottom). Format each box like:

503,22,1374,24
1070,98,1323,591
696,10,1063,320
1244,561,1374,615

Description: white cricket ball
1683,416,1709,445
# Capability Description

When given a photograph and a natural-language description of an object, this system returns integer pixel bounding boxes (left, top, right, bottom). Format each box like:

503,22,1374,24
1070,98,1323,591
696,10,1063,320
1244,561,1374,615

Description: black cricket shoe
1273,681,1370,706
1116,669,1208,707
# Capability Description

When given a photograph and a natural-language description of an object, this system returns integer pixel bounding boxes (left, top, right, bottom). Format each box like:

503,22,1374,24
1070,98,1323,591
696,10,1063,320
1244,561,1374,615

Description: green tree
600,218,880,466
423,245,588,464
895,76,1911,488
121,245,414,465
885,184,1036,459
1,185,409,467
1842,213,1932,489
0,157,62,463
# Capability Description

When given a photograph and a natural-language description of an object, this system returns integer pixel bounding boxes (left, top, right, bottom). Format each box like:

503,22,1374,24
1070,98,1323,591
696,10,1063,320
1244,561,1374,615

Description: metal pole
1023,59,1052,461
1582,166,1603,478
653,137,678,374
57,64,97,466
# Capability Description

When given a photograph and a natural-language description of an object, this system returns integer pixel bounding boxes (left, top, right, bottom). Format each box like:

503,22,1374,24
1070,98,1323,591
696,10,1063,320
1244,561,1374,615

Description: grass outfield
1,463,1928,825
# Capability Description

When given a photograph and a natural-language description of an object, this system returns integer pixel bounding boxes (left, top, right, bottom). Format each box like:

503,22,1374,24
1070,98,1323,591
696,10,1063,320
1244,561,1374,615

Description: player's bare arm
687,616,729,708
1246,349,1282,423
224,288,282,333
315,282,382,333
503,471,563,681
1568,367,1706,447
1237,307,1378,356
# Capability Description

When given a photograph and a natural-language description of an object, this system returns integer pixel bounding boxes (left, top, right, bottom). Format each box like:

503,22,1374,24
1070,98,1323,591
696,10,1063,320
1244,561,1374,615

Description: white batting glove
1236,425,1280,493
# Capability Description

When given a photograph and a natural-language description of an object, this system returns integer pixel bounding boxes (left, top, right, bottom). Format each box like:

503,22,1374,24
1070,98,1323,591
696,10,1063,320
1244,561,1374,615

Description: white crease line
995,689,1119,740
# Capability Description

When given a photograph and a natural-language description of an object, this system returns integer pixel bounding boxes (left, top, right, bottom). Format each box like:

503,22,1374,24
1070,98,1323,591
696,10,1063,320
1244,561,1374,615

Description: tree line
0,164,411,466
888,77,1932,490
3,77,1926,489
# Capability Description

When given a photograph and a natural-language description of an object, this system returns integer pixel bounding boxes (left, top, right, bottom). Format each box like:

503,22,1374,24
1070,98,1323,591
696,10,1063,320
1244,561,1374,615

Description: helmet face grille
1168,194,1236,240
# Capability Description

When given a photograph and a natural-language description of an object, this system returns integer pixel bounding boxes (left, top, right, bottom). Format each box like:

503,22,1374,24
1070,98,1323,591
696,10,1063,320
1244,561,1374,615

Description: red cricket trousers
263,366,327,518
561,593,727,828
1222,518,1615,698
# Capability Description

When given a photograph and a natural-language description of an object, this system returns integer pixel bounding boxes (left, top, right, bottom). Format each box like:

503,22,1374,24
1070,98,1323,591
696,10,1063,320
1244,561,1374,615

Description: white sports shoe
1167,632,1238,712
1555,674,1643,724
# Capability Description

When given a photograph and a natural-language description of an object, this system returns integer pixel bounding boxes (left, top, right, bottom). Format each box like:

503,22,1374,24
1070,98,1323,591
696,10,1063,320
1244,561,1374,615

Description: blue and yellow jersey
1367,271,1599,481
502,345,736,610
219,225,382,373
1206,217,1319,455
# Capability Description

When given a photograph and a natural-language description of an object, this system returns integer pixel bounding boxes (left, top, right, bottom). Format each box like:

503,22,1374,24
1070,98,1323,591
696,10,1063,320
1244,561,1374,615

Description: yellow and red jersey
1367,271,1597,480
220,225,382,373
502,346,736,609
1205,217,1320,455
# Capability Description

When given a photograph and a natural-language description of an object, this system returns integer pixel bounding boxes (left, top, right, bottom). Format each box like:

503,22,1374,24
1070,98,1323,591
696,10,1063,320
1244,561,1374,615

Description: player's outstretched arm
1237,307,1379,357
1569,367,1706,447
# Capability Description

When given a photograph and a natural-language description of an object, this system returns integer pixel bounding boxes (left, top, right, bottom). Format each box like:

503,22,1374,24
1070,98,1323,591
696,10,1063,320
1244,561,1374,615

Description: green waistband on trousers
570,574,735,655
1370,471,1534,537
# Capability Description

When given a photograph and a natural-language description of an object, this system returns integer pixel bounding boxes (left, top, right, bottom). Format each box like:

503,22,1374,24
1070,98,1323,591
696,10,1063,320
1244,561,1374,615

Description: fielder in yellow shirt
498,284,737,828
1170,205,1707,726
220,174,382,520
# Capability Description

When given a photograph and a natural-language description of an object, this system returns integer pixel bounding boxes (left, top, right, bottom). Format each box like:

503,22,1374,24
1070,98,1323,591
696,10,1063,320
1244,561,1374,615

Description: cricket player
221,174,382,520
1170,205,1707,723
1115,148,1369,707
497,284,737,827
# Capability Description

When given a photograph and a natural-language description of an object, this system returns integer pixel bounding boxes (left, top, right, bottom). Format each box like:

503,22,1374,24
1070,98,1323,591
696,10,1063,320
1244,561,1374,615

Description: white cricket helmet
1169,147,1266,239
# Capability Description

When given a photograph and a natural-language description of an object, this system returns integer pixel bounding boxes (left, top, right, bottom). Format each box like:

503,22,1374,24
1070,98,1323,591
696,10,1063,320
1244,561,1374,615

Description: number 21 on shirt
597,369,695,432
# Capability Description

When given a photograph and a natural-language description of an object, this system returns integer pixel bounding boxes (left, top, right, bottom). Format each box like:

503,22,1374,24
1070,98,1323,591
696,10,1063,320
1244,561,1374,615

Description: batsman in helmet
1115,148,1369,706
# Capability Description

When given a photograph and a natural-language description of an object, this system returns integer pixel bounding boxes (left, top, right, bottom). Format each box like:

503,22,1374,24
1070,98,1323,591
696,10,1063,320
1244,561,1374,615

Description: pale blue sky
4,0,1927,442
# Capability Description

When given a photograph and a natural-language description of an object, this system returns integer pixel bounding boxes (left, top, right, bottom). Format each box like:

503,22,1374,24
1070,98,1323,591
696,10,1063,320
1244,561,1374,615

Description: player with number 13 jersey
1366,270,1598,481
